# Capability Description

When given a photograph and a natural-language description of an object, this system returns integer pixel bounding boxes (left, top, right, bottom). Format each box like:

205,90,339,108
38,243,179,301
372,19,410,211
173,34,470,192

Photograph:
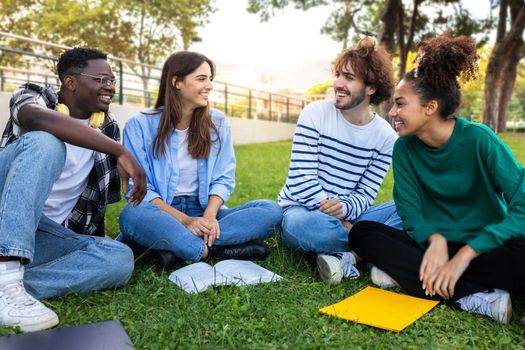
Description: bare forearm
454,244,479,263
203,195,223,219
151,198,189,224
18,104,126,157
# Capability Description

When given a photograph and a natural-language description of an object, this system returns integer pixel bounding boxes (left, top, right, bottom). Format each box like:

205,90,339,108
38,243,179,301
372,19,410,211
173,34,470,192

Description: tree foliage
249,0,525,129
0,0,216,70
0,0,216,103
248,0,495,79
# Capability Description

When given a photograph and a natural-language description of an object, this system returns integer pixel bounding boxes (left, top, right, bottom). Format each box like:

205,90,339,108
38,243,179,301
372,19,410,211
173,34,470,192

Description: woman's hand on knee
420,233,448,295
205,218,221,247
183,217,212,238
428,256,469,299
428,245,478,299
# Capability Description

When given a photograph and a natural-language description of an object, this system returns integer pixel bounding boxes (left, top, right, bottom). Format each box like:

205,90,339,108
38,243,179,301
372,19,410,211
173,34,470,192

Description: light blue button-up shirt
123,108,236,208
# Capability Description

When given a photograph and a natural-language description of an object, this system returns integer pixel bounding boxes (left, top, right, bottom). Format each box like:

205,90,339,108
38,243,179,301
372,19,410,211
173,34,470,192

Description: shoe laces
331,252,360,279
458,290,499,317
467,294,492,316
0,279,37,308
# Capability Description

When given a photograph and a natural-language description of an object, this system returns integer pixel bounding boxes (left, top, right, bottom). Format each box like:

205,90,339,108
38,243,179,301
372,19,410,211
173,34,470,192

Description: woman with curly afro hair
349,34,525,323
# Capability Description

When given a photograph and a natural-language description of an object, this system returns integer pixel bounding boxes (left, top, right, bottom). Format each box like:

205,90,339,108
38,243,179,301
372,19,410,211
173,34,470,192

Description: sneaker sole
316,255,342,284
370,267,398,289
496,293,512,324
17,313,59,333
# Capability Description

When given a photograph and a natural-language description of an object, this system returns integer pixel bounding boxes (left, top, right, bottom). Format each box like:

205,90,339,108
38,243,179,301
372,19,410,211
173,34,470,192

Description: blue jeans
281,200,402,253
0,131,134,299
119,196,283,262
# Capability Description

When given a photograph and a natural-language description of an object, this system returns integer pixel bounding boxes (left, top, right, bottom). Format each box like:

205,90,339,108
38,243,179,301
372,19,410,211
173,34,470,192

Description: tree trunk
482,2,525,132
378,0,401,119
378,0,400,53
497,61,519,132
140,65,151,108
396,1,405,78
483,46,503,130
496,0,509,41
398,0,420,78
496,3,525,132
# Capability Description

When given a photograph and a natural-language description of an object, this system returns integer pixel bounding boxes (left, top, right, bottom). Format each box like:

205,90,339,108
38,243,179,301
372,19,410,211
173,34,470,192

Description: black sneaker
208,240,270,261
154,250,182,270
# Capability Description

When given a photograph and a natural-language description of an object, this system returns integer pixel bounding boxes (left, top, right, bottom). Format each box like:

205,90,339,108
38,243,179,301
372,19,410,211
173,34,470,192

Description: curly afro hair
404,34,479,118
56,47,107,82
332,37,394,105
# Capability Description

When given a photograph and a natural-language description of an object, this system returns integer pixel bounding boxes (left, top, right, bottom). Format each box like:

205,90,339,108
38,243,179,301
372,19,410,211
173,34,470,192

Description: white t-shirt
175,128,198,196
43,119,95,225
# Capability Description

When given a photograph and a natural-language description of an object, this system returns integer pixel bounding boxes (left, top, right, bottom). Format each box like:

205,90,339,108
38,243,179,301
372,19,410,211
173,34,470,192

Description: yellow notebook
319,286,439,332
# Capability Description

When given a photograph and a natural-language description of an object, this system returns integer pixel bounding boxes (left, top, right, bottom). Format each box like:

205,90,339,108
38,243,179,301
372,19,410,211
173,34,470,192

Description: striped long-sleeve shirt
278,100,398,221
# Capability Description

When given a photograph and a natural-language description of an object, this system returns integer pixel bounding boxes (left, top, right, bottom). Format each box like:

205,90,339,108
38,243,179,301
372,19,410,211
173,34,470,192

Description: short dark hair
332,38,394,105
56,47,107,81
404,34,479,118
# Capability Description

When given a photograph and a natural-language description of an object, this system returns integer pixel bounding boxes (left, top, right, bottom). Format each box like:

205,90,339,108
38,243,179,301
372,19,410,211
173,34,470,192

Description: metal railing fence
0,32,326,124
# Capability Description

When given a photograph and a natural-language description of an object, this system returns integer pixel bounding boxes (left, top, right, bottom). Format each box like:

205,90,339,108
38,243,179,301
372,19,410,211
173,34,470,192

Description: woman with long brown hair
118,51,282,268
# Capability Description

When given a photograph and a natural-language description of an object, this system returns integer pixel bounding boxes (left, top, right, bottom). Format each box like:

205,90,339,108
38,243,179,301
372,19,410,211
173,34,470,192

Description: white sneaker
0,261,59,332
371,266,399,289
456,289,512,323
316,252,360,284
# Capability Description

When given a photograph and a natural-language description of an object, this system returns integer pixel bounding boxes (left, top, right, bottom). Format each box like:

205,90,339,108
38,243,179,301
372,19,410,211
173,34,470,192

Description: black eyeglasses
73,73,117,87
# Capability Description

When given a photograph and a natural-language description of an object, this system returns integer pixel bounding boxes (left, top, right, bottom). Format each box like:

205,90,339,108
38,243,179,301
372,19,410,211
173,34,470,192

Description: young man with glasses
0,47,146,332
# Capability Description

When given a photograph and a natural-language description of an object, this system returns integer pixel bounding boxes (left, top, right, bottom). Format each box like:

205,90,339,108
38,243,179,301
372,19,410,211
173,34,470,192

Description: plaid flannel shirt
1,83,121,236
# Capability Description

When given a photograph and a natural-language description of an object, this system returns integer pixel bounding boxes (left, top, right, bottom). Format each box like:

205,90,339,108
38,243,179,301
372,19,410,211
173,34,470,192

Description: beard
334,86,367,111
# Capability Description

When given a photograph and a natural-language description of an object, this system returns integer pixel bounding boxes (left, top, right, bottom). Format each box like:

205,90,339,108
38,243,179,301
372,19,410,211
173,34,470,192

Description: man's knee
282,211,313,240
95,239,134,288
257,200,283,223
20,131,66,173
109,242,134,287
282,209,346,252
283,209,338,238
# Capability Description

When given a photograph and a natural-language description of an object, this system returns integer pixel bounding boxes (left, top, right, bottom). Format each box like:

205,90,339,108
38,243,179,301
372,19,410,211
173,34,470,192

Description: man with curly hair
278,38,401,284
0,47,146,332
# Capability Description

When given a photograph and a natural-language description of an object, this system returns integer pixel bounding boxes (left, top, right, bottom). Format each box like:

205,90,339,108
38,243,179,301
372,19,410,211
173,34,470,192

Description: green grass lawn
2,134,525,348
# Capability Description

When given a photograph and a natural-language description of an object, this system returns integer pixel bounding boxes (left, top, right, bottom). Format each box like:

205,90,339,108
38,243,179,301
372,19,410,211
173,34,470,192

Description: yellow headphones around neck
56,103,105,129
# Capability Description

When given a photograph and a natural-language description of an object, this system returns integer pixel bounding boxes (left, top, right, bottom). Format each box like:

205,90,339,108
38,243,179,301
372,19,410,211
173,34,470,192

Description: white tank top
174,128,198,196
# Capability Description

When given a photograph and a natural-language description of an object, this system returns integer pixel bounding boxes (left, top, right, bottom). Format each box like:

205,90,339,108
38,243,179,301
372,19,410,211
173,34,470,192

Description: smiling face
69,58,115,117
333,62,373,112
174,61,213,110
389,79,431,136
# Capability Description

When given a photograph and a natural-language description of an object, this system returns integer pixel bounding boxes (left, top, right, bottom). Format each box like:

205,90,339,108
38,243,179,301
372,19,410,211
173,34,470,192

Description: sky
190,1,341,93
190,0,493,93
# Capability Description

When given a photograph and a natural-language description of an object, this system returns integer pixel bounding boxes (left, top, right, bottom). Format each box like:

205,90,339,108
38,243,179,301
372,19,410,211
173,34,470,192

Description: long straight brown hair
151,51,220,159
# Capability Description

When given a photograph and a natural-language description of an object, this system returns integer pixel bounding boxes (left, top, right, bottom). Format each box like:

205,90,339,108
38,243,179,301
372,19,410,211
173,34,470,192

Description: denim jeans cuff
193,241,206,263
0,246,33,263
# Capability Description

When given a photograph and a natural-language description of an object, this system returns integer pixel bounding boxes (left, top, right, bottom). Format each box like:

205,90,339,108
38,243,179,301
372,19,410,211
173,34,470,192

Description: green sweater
393,117,525,253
